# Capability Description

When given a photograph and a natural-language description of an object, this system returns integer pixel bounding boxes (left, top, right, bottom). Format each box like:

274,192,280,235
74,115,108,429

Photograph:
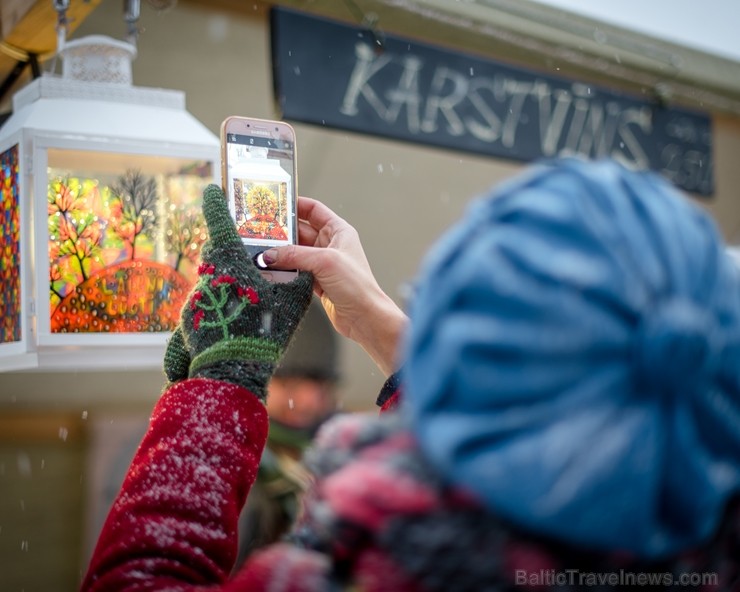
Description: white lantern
0,35,219,372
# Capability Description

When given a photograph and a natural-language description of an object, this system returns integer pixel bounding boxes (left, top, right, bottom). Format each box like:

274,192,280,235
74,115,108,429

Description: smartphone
220,116,298,282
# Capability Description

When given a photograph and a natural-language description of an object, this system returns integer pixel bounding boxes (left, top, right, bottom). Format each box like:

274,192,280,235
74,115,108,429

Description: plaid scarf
235,412,739,591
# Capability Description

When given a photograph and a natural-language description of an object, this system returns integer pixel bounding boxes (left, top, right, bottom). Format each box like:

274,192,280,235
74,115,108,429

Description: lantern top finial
59,35,137,85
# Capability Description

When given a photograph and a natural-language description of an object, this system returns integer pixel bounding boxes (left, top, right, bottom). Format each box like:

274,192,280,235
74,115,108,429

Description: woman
82,158,740,591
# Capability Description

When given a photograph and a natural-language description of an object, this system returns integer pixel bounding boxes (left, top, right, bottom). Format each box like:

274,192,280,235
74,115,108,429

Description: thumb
163,326,191,383
263,244,331,277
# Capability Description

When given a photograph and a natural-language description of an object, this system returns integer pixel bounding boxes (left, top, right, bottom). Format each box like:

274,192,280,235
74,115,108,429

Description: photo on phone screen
223,127,296,256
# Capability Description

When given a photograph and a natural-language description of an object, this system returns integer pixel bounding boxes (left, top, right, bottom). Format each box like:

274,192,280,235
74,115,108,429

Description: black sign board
271,8,713,196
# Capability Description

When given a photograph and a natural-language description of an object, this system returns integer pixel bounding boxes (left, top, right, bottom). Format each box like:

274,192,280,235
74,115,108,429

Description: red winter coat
81,378,739,591
81,379,413,592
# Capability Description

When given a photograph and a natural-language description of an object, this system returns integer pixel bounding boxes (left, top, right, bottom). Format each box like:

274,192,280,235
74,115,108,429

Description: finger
202,184,241,246
297,219,319,247
297,196,349,234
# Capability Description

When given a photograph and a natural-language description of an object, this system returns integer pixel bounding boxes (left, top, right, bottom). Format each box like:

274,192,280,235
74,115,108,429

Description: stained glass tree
109,169,159,261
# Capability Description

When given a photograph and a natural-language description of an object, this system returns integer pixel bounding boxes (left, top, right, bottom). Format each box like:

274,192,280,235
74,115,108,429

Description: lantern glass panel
47,148,210,334
1,144,21,344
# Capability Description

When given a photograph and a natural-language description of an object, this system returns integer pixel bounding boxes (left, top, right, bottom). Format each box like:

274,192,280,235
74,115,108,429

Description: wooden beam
1,0,104,56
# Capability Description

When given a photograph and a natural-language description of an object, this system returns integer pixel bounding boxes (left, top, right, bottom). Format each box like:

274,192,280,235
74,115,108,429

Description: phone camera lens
254,252,268,269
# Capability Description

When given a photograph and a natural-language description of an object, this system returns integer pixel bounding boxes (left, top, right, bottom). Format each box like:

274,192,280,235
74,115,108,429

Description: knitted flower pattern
190,262,260,334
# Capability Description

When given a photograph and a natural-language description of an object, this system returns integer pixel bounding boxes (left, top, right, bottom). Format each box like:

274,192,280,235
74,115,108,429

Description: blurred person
266,297,341,438
83,159,740,592
235,298,341,565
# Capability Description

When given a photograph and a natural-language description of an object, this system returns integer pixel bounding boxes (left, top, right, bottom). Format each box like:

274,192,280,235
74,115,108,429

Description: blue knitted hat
403,158,740,559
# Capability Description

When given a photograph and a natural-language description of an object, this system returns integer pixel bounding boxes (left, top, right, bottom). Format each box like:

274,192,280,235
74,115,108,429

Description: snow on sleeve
81,378,269,592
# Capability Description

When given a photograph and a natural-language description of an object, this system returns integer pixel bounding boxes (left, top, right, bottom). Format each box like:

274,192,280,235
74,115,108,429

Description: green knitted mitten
163,184,313,401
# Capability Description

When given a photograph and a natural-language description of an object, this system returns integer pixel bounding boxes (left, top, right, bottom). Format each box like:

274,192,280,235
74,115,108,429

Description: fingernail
261,249,277,265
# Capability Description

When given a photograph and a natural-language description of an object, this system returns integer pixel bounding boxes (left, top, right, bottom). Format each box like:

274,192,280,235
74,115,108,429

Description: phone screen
224,131,296,253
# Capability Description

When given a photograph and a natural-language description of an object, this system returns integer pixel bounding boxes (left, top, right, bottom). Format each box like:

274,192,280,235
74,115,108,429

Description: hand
260,196,408,377
163,185,314,400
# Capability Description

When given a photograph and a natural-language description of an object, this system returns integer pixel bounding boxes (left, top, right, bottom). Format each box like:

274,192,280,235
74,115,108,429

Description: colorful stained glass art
0,144,21,343
48,152,210,333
